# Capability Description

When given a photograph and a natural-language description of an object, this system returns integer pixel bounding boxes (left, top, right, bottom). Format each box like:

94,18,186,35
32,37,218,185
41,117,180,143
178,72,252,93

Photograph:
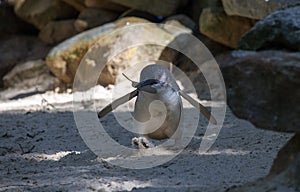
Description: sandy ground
0,87,293,192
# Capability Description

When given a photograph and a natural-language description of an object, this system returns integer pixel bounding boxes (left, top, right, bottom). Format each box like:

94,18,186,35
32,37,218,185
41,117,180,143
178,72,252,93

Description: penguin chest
133,91,182,140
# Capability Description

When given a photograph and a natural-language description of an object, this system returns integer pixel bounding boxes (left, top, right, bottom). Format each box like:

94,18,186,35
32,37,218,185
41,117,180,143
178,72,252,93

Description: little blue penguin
98,64,217,146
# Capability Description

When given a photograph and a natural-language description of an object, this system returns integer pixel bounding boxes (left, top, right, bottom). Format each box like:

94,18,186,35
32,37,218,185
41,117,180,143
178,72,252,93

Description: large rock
61,0,85,12
158,31,228,100
46,17,188,86
84,0,127,12
14,0,77,30
46,21,116,84
118,9,161,23
0,36,50,86
3,59,58,91
239,6,300,51
163,14,197,32
270,134,300,178
39,19,80,44
1,60,58,100
0,1,37,36
3,60,49,87
108,0,188,17
227,134,300,192
221,50,300,192
222,0,300,20
219,50,300,133
183,0,221,23
74,8,119,31
200,7,256,49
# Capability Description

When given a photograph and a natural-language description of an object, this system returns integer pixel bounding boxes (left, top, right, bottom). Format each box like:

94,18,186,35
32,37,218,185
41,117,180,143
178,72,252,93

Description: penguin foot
132,137,154,149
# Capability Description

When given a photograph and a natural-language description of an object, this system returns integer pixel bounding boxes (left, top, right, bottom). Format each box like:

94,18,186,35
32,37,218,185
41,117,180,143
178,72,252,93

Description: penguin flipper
98,89,138,118
179,91,217,125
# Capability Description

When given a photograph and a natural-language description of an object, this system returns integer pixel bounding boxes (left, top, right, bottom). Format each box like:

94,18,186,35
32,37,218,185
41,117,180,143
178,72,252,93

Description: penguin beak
122,73,139,88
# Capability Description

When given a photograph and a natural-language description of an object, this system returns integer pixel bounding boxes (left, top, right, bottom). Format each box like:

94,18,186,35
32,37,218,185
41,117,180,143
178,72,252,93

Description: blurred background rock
0,0,299,191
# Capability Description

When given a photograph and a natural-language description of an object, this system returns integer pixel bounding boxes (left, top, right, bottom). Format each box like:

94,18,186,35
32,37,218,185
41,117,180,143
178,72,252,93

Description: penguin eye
137,79,161,88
